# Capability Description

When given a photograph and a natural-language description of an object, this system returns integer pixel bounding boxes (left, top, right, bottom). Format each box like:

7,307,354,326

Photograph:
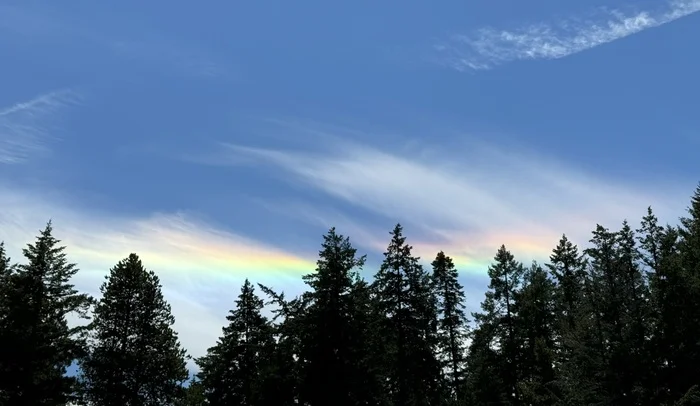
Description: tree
257,284,308,406
196,279,275,406
0,222,92,405
371,224,441,406
463,320,508,406
472,245,524,405
545,235,596,405
296,227,373,406
176,377,206,406
0,241,17,405
431,251,469,404
513,262,557,406
546,235,587,346
663,185,700,404
80,253,188,406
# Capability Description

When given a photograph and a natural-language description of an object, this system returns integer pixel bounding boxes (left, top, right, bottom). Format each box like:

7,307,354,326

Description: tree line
1,184,700,406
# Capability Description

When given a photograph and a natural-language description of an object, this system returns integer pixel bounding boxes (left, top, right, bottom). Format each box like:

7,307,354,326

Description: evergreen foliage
79,253,188,406
1,184,700,405
0,223,92,405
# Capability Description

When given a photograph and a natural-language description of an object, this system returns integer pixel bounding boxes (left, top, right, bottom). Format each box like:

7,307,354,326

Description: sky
1,0,699,370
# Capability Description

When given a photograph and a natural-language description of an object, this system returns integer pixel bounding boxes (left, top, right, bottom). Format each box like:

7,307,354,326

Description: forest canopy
1,184,700,406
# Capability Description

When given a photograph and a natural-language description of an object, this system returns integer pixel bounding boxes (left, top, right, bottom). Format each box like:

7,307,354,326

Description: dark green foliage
2,184,700,406
371,224,442,406
662,185,700,404
463,320,509,406
196,279,275,406
0,222,92,405
175,378,206,406
80,253,189,406
296,228,379,406
513,262,557,406
0,241,16,405
431,251,469,403
471,245,524,405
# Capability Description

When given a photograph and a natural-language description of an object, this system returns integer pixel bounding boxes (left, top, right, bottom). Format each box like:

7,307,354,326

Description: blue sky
1,0,699,366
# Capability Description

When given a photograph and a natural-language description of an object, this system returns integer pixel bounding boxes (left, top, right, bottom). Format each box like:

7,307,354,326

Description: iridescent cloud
0,184,316,362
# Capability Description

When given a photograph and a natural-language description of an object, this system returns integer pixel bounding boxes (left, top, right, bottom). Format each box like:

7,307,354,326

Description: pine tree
296,228,373,406
637,207,682,404
0,241,17,405
371,224,441,406
546,235,587,345
472,245,524,405
348,277,389,406
0,222,92,405
665,185,700,403
196,279,275,406
513,262,557,406
463,320,508,406
258,284,307,406
545,235,593,405
616,220,652,404
431,251,468,404
80,253,188,406
175,377,206,406
580,222,650,406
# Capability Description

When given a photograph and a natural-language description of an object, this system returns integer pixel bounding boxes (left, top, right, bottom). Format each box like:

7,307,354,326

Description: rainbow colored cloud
204,124,692,281
0,184,317,363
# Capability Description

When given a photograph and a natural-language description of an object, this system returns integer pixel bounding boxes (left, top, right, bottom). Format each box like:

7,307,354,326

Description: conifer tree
472,245,524,405
637,207,682,404
348,277,389,406
580,222,650,405
0,222,92,405
463,320,508,406
513,262,557,406
176,378,206,406
616,220,652,404
545,235,593,404
546,235,587,344
431,251,468,404
196,279,275,406
258,284,308,406
665,185,700,403
80,253,188,406
371,224,441,406
0,241,16,405
296,228,373,406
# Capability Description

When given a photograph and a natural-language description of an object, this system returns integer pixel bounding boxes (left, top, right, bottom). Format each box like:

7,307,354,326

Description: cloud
0,184,315,365
435,0,700,71
0,90,79,164
200,134,690,276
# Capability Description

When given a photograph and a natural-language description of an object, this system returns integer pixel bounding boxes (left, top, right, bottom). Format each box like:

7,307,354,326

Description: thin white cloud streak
436,0,700,71
0,90,79,164
0,185,312,365
213,137,690,265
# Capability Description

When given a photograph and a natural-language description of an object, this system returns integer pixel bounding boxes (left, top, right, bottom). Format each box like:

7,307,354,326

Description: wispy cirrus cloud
192,130,691,275
0,90,79,164
435,0,700,71
0,184,314,364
